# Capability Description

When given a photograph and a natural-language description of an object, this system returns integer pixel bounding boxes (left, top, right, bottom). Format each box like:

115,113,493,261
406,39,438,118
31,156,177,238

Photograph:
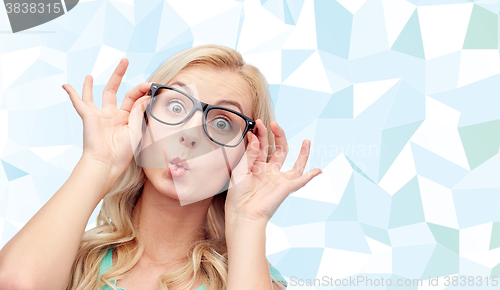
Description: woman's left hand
225,119,322,227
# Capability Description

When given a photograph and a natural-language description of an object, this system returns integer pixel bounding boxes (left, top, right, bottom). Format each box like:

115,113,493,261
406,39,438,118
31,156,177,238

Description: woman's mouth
167,157,189,178
168,163,187,178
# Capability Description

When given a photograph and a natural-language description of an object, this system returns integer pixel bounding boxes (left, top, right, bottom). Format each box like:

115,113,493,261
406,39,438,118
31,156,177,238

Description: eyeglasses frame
145,82,256,148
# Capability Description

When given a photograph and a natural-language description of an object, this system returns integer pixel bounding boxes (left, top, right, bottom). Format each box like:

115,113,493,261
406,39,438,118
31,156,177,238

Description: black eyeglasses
145,82,256,147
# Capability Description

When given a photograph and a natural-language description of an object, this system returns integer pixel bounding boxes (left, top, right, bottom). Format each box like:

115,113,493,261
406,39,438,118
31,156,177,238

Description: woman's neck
131,178,212,264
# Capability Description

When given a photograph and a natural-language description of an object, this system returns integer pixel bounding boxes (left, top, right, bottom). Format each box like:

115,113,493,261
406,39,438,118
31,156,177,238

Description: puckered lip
168,157,189,170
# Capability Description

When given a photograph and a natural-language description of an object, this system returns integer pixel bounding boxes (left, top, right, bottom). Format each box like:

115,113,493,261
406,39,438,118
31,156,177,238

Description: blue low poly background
1,0,500,288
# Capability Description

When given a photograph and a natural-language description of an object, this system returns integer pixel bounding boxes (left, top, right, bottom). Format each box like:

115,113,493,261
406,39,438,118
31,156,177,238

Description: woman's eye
211,117,232,131
168,101,185,114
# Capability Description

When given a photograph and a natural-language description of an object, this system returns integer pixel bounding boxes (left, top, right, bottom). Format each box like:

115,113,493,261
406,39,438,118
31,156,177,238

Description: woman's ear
143,104,149,126
141,104,150,135
137,104,149,156
242,133,248,147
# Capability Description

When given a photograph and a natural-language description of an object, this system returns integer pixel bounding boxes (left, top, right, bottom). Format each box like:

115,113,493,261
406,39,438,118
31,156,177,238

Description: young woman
0,44,322,290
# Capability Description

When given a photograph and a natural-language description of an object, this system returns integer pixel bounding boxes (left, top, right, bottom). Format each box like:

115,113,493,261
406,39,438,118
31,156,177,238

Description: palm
81,106,132,170
225,120,322,224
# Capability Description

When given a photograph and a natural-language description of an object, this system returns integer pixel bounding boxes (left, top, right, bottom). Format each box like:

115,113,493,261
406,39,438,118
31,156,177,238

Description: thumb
229,131,259,186
128,96,150,155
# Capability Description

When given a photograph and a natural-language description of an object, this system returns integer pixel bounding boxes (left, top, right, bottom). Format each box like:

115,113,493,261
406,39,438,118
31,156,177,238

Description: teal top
98,248,288,289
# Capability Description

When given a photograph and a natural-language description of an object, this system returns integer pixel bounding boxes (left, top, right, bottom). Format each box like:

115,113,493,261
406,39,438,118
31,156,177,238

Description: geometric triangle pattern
1,0,500,286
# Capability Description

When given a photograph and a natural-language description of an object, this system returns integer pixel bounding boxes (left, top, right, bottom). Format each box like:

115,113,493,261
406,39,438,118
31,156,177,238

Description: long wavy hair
66,44,282,290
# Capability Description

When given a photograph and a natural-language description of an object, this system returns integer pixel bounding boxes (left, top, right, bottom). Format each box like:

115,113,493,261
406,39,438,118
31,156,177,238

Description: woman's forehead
167,67,254,117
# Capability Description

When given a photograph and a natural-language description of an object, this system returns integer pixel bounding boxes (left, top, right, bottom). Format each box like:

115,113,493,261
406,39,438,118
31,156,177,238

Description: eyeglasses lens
151,88,246,146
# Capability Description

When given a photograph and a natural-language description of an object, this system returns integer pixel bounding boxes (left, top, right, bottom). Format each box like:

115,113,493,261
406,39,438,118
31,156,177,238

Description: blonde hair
67,44,282,290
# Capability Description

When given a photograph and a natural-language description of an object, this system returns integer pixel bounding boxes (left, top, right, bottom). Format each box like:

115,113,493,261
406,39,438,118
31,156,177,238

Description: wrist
81,153,123,178
226,217,267,243
76,155,122,198
226,211,269,230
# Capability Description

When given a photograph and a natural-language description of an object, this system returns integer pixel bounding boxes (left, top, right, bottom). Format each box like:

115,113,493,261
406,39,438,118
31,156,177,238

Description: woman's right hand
63,58,152,179
0,58,153,290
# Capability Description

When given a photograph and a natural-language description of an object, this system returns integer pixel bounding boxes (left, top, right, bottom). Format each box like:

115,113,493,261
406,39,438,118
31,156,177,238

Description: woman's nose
178,111,204,149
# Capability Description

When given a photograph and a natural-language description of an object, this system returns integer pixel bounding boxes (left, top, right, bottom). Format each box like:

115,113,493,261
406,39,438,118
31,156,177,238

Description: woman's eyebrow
169,81,193,95
215,100,243,114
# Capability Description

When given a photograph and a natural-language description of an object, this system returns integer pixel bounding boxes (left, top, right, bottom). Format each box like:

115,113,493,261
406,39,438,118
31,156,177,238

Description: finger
63,84,86,118
81,75,94,104
231,131,260,179
287,139,311,179
254,119,269,163
103,58,129,109
228,131,261,188
242,131,260,172
120,82,153,113
289,168,322,194
128,96,151,155
131,95,150,112
268,121,289,168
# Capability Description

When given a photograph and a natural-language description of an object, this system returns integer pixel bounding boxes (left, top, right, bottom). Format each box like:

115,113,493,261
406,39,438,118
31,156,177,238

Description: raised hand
225,119,322,226
63,58,152,186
